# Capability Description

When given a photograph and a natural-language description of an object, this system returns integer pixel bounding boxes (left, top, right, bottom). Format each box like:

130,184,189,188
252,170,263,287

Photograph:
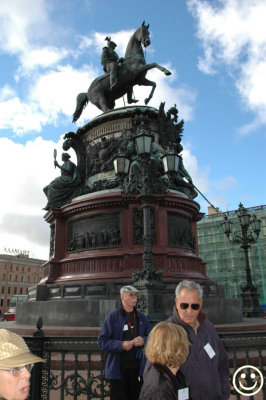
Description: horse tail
72,92,89,123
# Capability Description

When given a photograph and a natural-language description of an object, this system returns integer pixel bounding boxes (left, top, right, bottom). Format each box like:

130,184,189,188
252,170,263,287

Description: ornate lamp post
130,122,165,324
221,203,262,317
133,123,161,283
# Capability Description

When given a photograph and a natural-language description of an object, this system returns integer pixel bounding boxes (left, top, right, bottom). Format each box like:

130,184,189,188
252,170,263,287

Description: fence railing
25,332,266,400
220,332,266,400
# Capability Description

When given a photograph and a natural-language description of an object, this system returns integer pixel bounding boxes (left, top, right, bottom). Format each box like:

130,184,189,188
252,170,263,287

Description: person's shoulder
166,314,178,323
136,309,148,320
203,317,215,328
201,317,219,334
105,308,121,320
166,312,182,327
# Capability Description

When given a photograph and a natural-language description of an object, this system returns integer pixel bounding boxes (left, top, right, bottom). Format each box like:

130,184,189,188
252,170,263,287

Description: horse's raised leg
138,62,171,76
138,78,156,105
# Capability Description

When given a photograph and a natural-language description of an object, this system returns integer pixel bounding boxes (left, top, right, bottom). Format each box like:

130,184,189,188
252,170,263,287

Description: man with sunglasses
168,280,230,400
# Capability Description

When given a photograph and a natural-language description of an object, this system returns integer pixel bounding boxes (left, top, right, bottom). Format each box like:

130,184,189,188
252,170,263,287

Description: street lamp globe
236,203,251,228
135,123,153,156
113,154,130,175
250,214,261,237
221,215,232,237
161,152,180,173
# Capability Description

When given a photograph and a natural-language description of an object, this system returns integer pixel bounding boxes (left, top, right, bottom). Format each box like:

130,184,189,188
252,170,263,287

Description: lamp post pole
222,203,262,317
140,156,155,276
130,123,165,324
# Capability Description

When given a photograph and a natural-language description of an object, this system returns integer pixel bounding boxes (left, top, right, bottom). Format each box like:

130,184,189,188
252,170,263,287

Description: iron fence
25,332,266,400
220,332,266,400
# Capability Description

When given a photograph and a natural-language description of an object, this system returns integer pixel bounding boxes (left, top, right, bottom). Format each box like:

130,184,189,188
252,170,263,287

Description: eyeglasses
180,303,200,310
0,364,34,377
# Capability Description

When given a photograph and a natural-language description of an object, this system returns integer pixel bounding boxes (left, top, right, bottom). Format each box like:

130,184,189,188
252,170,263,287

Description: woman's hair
145,322,189,368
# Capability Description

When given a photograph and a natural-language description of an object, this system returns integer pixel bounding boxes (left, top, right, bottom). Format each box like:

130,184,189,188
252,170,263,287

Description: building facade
0,252,46,312
197,205,266,306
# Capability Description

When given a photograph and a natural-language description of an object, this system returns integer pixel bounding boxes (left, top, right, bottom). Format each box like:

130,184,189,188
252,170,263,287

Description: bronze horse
72,22,171,122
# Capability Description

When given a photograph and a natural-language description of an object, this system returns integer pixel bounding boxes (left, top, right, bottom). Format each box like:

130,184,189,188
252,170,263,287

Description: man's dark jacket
139,364,188,400
98,307,151,379
144,308,230,400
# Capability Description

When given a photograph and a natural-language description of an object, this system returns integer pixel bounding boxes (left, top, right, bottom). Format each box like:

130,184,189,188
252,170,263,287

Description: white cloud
182,145,210,194
187,0,266,133
19,47,70,73
0,96,46,134
93,30,134,56
0,85,16,100
0,135,77,259
29,65,98,121
0,65,100,134
0,0,52,55
181,143,240,213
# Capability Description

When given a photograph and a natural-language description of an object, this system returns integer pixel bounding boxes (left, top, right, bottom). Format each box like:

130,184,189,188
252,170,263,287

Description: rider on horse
72,22,171,121
101,37,123,91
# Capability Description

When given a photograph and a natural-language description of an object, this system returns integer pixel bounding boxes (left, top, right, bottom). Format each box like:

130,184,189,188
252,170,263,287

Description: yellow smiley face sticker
233,365,264,396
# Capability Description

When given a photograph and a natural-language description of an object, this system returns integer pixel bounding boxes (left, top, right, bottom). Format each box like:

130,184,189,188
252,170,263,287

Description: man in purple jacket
144,280,231,400
98,285,151,400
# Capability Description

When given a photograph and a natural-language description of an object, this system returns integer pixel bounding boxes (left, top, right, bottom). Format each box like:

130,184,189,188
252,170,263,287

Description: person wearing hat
0,329,45,400
101,36,122,90
98,285,151,400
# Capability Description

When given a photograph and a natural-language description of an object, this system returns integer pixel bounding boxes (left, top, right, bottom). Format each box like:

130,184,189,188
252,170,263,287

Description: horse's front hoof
144,98,150,105
164,70,171,76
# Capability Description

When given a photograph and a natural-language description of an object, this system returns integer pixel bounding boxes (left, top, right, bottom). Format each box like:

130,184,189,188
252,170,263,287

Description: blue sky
0,0,265,259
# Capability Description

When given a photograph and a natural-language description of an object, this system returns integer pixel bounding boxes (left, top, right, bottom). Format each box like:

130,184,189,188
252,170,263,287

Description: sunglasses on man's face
180,303,200,310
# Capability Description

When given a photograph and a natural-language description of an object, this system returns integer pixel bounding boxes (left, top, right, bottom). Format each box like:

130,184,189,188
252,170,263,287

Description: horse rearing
72,21,171,122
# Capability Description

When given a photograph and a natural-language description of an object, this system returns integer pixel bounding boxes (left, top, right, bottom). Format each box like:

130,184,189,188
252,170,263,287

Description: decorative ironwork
219,333,266,399
24,331,266,399
136,294,147,313
50,369,97,397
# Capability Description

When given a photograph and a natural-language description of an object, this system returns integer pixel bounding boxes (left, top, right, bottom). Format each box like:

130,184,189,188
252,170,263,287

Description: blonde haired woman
139,322,190,400
0,329,44,400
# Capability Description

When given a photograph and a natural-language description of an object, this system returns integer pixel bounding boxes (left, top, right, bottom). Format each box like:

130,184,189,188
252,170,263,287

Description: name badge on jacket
178,387,189,400
204,343,216,359
123,324,128,331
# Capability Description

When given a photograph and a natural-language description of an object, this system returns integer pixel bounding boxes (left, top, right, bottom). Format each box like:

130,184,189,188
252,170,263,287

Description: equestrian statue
72,21,171,122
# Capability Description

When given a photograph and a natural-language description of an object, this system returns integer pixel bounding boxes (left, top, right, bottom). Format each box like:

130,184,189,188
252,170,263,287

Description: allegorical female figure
43,152,81,210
